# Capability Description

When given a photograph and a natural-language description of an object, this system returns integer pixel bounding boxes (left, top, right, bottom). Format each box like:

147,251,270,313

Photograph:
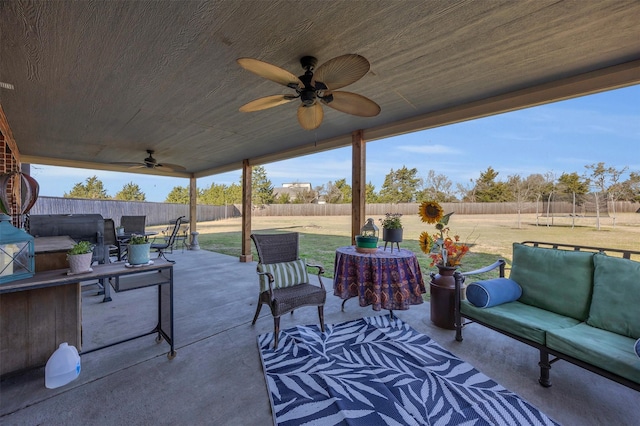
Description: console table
333,246,426,315
0,259,175,377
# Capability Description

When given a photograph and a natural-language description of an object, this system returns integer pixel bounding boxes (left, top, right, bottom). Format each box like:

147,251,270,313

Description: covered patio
0,249,637,425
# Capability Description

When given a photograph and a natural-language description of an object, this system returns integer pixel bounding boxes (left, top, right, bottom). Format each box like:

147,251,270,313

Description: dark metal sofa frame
454,241,640,392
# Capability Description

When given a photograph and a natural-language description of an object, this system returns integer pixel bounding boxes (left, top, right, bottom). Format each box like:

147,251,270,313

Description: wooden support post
351,130,365,245
240,159,253,262
189,175,197,247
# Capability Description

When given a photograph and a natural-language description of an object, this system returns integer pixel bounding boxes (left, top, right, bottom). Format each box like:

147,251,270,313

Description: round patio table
333,246,426,314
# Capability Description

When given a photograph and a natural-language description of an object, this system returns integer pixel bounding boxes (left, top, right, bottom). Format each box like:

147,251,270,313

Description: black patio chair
250,232,326,349
151,216,184,263
120,215,146,235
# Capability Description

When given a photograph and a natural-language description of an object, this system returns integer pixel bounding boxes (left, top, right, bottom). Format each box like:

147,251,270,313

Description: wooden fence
29,197,638,225
253,201,639,216
29,197,241,227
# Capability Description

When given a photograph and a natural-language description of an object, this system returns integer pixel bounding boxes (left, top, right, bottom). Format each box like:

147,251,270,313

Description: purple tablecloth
333,246,426,311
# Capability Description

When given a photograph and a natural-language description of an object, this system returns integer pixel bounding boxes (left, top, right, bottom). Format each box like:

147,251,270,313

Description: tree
200,183,228,205
165,186,190,204
473,167,511,202
64,176,109,199
556,172,589,206
274,193,291,204
293,187,317,204
417,170,455,202
335,178,352,203
365,181,379,204
506,174,534,228
114,182,146,201
378,166,420,203
584,162,628,228
252,166,274,206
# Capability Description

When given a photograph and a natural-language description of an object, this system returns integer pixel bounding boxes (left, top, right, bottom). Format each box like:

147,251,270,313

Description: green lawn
190,212,640,280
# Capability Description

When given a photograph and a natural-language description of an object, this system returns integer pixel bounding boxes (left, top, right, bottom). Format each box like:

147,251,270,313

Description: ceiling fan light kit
238,54,380,130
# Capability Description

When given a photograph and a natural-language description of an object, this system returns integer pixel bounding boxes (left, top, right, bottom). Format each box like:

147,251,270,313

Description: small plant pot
67,253,93,274
382,228,403,243
128,243,151,265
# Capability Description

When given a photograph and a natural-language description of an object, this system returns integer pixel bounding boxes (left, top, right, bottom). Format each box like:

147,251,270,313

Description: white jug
45,342,81,389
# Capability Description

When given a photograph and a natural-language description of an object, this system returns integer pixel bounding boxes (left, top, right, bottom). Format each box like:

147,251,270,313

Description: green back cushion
509,243,594,320
257,259,309,292
587,254,640,339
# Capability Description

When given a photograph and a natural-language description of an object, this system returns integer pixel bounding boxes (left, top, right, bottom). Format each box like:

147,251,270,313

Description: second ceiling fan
237,54,380,130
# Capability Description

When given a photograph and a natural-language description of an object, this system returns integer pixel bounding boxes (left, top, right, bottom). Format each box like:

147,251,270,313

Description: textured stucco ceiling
1,0,639,178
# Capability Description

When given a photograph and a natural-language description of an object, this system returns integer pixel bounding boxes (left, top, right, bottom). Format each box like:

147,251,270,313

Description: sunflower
418,201,444,224
418,231,433,254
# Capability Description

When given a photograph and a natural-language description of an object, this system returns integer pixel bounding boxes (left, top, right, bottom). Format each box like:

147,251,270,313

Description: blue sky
30,85,639,202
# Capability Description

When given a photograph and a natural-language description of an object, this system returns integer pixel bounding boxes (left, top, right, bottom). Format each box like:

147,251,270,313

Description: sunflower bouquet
418,200,470,268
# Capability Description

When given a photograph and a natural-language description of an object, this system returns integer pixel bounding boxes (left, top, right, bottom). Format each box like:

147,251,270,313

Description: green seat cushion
587,254,640,339
461,300,580,344
547,323,640,385
257,259,309,292
510,243,594,321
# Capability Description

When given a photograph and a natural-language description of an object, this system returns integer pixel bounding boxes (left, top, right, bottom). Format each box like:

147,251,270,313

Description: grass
186,212,640,281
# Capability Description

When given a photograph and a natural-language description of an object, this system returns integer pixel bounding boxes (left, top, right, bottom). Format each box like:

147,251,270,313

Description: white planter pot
67,253,93,274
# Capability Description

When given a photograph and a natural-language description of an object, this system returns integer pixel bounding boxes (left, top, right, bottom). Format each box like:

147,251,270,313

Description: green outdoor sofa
454,241,640,391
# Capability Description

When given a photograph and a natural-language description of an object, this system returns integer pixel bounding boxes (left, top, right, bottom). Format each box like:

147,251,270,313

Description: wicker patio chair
251,232,326,349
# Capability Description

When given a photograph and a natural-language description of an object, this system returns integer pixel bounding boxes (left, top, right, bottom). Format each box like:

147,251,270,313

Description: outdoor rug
258,315,560,426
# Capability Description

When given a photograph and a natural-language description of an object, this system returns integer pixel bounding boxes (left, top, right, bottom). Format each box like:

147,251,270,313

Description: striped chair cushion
258,259,309,292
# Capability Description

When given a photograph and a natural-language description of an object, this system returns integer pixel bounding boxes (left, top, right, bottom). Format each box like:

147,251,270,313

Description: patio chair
151,216,184,263
250,232,326,349
120,215,146,234
161,220,190,253
103,218,123,261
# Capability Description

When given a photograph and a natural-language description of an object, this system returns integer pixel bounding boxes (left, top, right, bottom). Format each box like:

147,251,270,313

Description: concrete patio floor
0,248,637,425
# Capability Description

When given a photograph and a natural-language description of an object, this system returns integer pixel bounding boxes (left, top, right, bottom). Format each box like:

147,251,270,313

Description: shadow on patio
0,249,637,425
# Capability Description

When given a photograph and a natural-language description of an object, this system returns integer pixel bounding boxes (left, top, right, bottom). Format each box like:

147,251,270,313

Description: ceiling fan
111,150,186,172
237,54,380,130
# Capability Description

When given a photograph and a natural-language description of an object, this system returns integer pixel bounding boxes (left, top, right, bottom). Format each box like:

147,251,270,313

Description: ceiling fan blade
237,58,303,88
239,94,296,112
111,162,146,168
322,91,381,117
297,103,324,130
157,163,187,172
312,54,370,90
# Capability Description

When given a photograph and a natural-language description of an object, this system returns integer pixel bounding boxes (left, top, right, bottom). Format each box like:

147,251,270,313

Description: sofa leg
538,350,552,387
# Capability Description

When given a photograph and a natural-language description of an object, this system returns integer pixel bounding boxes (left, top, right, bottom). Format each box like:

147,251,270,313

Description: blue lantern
0,213,35,283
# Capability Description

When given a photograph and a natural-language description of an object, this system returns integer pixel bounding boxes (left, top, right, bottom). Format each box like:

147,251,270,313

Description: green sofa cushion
461,300,580,344
547,323,640,385
586,254,640,339
509,243,594,321
257,259,309,292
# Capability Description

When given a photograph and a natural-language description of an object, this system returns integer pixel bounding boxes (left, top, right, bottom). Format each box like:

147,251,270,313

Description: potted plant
380,213,403,246
127,234,151,265
67,241,93,274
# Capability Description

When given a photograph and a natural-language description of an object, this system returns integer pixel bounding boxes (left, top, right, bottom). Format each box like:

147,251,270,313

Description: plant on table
67,240,93,255
379,213,403,229
128,234,147,245
418,200,469,268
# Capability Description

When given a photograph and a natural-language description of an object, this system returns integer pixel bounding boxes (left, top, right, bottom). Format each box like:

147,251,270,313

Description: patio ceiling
1,1,639,179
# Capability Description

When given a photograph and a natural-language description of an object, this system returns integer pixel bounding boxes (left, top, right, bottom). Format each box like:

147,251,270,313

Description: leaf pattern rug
258,315,560,426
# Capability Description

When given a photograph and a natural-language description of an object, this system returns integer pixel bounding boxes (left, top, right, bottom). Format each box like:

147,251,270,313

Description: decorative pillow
466,278,523,308
635,339,640,359
257,259,309,292
587,254,640,339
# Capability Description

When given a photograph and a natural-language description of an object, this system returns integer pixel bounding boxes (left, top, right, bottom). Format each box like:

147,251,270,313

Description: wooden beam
240,159,252,262
189,175,197,246
351,130,365,244
0,103,20,165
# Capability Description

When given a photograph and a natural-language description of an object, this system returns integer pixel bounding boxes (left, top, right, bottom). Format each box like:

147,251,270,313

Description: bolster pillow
467,278,522,308
635,339,640,359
